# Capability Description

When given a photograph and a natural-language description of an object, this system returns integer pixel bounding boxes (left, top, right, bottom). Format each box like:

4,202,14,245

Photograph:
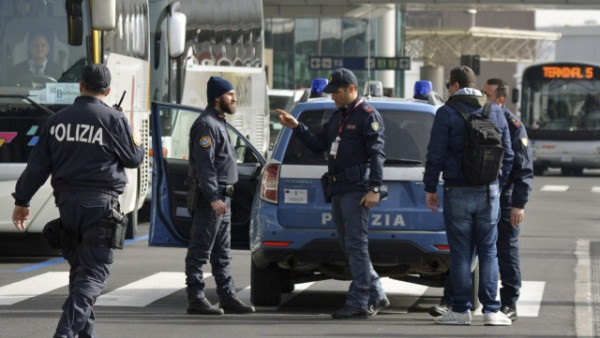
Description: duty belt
218,184,234,197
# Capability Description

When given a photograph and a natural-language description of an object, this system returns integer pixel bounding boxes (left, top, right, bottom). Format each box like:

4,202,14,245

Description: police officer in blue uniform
277,68,389,319
483,78,534,321
11,63,144,338
429,78,533,322
185,76,255,315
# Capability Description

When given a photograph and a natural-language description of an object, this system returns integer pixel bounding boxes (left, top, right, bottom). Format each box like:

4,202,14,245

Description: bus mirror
91,0,116,31
66,0,83,45
168,11,186,58
511,88,519,104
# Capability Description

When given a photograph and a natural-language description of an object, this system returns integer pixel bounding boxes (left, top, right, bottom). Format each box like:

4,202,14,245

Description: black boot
187,297,224,315
219,294,255,314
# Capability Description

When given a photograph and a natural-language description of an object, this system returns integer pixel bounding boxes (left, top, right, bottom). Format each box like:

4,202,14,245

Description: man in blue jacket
423,66,514,326
428,78,534,323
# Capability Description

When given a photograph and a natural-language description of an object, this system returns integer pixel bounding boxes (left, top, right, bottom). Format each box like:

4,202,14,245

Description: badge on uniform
521,137,528,147
132,132,142,147
199,135,212,148
371,122,380,131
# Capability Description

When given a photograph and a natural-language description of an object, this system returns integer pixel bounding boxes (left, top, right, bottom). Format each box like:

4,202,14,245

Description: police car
148,101,266,248
249,83,455,306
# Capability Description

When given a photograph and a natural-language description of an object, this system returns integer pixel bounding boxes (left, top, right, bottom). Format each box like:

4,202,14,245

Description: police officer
429,78,533,323
483,78,534,321
185,76,255,315
277,68,389,319
11,63,144,338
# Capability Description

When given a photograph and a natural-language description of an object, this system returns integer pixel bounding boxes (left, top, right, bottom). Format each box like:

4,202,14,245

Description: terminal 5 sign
309,56,411,70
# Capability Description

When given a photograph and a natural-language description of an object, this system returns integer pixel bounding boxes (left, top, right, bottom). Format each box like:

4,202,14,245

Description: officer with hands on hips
11,63,144,338
277,68,389,319
185,76,255,315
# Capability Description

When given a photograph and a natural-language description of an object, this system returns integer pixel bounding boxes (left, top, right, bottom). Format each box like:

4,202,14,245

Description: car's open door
149,101,265,248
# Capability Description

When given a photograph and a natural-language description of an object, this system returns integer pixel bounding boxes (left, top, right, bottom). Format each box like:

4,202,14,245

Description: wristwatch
370,186,381,193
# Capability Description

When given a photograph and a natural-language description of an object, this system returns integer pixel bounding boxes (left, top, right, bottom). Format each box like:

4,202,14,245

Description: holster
42,218,65,249
87,209,128,249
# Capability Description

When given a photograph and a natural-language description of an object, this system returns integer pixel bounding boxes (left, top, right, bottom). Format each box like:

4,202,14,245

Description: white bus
517,62,600,176
0,0,185,245
150,0,270,157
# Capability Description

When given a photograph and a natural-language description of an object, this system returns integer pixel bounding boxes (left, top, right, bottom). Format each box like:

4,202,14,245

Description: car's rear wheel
250,259,282,306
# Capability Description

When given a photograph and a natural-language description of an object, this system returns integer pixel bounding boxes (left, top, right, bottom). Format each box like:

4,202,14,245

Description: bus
150,0,270,157
517,62,600,176
0,0,185,244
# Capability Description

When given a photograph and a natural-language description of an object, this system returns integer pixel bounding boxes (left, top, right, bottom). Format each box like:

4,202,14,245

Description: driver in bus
11,34,62,81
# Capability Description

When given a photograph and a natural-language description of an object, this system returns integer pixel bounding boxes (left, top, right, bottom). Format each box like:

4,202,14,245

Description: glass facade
265,16,382,90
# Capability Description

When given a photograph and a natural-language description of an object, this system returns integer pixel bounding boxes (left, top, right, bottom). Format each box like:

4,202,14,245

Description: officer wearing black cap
11,63,144,338
277,68,389,319
185,76,255,315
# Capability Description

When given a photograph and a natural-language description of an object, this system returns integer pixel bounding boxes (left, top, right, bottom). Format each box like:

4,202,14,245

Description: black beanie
207,76,234,102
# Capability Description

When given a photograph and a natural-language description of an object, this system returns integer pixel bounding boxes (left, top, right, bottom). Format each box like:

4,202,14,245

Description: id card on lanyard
329,98,364,159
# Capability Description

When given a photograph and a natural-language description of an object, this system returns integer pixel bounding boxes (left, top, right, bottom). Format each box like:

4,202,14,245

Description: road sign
309,56,411,71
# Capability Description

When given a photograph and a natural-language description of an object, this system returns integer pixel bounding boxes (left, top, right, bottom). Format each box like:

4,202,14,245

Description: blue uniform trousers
185,197,235,299
497,192,521,307
331,191,385,310
54,191,115,338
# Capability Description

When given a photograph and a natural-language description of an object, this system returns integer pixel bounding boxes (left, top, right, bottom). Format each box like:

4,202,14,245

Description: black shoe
501,304,518,322
220,294,255,314
369,297,390,316
187,297,224,315
428,303,451,317
331,305,371,319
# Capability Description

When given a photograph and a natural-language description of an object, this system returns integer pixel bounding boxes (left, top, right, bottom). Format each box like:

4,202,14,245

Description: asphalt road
1,168,599,338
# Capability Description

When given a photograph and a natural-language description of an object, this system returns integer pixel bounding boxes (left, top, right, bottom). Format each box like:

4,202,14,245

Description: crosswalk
542,185,600,193
0,271,545,317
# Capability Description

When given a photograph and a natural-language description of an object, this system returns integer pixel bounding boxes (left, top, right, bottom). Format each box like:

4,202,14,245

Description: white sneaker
433,310,471,325
484,311,512,326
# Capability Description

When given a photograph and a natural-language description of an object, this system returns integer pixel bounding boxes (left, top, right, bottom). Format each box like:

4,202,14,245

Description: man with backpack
423,66,514,326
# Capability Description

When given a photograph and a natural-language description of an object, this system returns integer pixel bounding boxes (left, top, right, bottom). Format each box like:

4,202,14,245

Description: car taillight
260,164,280,204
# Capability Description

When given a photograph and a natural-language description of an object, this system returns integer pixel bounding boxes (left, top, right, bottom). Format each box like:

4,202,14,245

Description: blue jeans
443,184,501,314
497,192,521,306
331,191,386,310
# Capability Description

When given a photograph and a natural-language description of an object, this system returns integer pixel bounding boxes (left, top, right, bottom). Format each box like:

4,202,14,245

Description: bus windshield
521,63,600,132
0,0,90,105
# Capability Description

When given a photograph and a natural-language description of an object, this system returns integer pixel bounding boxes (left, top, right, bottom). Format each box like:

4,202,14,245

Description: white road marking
591,187,600,193
473,281,546,317
96,272,190,307
540,185,569,192
0,271,68,305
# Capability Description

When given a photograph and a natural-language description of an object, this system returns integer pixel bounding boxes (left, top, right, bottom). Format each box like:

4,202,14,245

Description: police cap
322,68,358,94
81,64,111,91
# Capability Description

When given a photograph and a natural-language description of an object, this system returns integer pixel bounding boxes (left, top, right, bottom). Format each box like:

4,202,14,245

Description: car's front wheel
250,258,282,306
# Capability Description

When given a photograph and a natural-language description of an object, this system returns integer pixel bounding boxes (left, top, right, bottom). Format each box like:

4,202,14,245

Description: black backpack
447,101,504,186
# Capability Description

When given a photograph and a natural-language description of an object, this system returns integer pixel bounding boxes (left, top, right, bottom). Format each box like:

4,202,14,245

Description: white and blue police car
249,81,456,306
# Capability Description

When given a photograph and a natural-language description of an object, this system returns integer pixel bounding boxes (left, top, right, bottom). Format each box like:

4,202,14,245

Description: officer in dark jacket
11,63,144,338
185,76,255,315
483,78,534,320
277,68,389,319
